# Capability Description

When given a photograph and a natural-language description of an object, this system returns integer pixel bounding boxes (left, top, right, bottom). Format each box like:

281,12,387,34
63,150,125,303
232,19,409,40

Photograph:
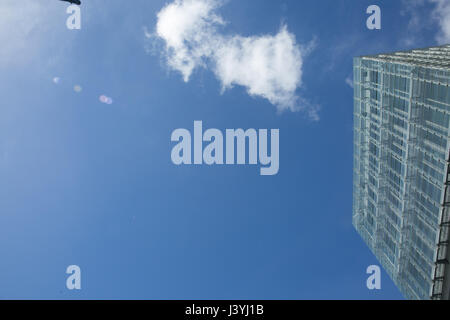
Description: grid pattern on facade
353,45,450,300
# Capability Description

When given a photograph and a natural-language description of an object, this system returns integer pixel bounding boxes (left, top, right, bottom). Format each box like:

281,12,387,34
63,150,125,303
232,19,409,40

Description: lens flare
99,95,113,104
73,85,82,93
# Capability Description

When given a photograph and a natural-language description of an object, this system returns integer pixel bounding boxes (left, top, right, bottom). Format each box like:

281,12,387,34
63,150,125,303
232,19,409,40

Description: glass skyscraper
353,45,450,300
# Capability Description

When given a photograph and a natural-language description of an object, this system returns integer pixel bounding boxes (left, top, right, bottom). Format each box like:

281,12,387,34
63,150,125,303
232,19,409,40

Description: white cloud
155,0,223,82
214,27,305,110
153,0,316,115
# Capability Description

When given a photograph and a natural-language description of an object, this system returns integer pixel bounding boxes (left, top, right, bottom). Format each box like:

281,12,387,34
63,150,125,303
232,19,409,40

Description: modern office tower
353,45,450,300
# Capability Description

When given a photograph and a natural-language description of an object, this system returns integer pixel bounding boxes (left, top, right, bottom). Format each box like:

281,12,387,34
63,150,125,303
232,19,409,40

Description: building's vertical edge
440,66,450,299
352,57,359,230
353,57,363,233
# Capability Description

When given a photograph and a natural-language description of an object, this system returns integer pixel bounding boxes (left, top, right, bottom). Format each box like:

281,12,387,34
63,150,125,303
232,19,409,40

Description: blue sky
0,0,449,299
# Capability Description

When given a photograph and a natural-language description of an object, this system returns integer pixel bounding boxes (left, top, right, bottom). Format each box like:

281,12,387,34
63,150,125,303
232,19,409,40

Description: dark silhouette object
59,0,81,5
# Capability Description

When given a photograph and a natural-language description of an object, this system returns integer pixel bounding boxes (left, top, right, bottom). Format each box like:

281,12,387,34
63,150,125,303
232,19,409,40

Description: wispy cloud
0,0,68,68
0,1,45,66
402,0,450,46
152,0,317,117
430,0,450,44
345,77,353,88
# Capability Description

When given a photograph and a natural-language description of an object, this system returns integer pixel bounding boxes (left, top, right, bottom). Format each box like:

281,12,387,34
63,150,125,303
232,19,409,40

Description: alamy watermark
366,5,381,30
66,5,81,30
170,121,279,176
366,265,381,290
66,265,81,290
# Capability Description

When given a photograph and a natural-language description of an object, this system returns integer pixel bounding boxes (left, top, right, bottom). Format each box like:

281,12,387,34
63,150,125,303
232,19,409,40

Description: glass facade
353,45,450,300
